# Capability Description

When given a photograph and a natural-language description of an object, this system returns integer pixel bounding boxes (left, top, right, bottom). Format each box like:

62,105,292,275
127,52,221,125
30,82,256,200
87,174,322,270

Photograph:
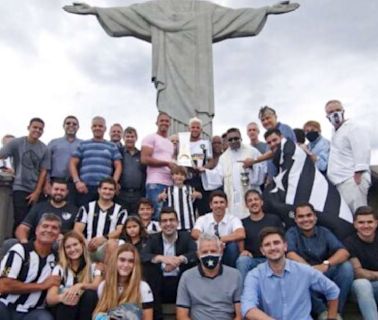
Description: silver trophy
240,168,250,187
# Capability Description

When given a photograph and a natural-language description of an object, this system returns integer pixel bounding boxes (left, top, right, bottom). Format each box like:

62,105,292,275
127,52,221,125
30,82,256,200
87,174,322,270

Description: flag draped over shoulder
263,138,354,239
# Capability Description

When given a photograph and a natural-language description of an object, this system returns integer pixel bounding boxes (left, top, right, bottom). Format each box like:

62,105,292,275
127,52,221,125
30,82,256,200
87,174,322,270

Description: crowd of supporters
0,99,375,320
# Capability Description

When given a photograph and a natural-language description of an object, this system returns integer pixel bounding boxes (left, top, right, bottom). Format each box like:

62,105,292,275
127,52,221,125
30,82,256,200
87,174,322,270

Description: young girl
46,231,102,320
94,244,154,320
121,216,149,253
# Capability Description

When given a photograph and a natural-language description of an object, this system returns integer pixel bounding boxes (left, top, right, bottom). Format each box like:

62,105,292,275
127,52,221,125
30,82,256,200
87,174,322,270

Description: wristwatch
322,260,331,267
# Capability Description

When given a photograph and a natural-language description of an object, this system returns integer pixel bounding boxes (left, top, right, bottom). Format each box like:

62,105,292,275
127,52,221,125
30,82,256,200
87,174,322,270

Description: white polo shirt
193,212,243,236
327,120,371,185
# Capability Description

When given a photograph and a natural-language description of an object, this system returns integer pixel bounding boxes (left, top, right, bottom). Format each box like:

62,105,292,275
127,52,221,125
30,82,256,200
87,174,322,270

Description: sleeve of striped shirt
0,244,24,279
52,265,63,278
75,205,88,224
117,208,128,226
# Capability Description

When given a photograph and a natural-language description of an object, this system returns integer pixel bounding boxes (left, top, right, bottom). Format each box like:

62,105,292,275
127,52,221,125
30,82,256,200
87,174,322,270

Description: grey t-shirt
0,137,50,192
176,265,242,320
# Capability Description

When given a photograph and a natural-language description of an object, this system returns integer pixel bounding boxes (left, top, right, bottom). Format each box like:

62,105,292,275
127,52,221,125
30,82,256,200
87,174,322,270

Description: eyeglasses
228,137,240,142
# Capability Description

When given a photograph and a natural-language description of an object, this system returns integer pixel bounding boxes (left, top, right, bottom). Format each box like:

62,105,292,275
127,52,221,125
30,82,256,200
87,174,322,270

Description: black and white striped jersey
165,185,196,231
76,201,127,240
52,263,99,291
0,242,56,313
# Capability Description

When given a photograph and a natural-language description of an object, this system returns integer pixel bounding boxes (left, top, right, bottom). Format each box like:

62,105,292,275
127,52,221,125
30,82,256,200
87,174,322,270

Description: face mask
327,111,344,127
305,131,319,142
200,254,221,270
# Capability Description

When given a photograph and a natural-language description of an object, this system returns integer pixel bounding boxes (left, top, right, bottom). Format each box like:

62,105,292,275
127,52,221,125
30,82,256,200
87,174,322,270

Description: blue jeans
0,302,53,320
311,261,354,314
352,279,378,320
236,256,266,284
146,183,168,221
222,242,239,268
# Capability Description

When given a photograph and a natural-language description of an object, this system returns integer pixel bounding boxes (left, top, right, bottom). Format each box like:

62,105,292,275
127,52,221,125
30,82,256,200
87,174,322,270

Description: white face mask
327,111,344,127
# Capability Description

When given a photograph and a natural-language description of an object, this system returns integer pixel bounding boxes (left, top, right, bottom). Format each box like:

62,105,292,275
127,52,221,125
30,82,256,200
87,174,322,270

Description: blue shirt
48,136,82,179
241,259,339,319
286,226,344,265
307,136,330,173
72,139,122,186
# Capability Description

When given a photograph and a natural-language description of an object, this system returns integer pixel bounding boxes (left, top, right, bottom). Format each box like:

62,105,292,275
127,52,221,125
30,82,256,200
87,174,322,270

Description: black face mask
200,254,221,270
306,131,319,142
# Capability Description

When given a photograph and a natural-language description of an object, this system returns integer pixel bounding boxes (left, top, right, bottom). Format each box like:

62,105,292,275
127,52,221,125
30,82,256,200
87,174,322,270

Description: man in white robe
200,128,266,219
64,0,299,136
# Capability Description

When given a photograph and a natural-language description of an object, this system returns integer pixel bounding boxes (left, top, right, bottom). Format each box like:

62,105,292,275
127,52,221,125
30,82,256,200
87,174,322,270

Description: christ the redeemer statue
64,0,299,135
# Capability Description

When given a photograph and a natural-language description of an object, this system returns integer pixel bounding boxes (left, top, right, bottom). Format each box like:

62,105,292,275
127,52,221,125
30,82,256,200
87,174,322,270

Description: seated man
16,179,78,243
241,227,340,320
74,177,127,261
176,233,242,320
141,207,197,320
286,202,353,318
192,190,245,267
344,206,378,320
0,214,61,320
236,189,283,283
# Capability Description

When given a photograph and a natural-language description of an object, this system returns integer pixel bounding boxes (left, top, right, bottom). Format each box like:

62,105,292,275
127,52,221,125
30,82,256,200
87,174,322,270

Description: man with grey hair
176,233,242,320
246,122,267,154
70,116,122,206
325,99,371,213
188,117,213,215
0,213,61,320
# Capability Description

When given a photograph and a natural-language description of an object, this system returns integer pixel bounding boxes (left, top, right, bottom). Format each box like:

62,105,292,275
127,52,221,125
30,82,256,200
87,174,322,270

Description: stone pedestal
0,173,14,246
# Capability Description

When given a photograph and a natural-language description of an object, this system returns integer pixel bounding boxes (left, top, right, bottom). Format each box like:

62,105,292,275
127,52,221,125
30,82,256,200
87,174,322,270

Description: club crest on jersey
62,212,72,221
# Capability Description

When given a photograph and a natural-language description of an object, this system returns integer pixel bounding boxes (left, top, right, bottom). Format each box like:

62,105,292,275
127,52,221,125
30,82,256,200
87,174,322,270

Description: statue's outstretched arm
63,2,97,15
267,1,300,14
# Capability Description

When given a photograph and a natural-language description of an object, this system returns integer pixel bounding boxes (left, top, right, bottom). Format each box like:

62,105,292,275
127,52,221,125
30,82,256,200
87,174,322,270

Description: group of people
0,98,375,320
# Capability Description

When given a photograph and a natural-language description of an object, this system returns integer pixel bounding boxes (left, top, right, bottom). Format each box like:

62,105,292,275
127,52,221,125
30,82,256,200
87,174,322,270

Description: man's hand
240,250,253,257
268,1,300,14
75,181,88,194
238,158,254,169
63,3,97,15
26,191,41,205
313,263,329,274
354,172,363,185
158,189,168,202
41,275,61,290
88,236,106,251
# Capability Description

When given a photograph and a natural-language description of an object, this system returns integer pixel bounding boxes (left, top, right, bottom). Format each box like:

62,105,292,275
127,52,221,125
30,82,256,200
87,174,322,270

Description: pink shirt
142,133,174,185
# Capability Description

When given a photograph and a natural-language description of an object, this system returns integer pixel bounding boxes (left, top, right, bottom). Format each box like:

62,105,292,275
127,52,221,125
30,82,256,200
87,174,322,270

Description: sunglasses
228,137,240,142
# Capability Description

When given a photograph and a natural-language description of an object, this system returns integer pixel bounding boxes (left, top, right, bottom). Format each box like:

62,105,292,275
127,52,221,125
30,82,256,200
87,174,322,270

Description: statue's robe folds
94,0,269,135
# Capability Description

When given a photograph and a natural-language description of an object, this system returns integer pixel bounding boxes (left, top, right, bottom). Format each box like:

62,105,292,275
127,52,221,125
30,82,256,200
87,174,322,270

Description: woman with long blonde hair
94,243,153,320
47,230,102,320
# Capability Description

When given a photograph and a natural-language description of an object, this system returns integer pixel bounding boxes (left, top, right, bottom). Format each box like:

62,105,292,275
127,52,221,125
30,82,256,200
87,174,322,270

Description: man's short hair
111,123,123,130
159,207,178,221
29,117,45,126
354,206,378,221
63,115,79,126
244,189,263,203
294,202,316,216
226,127,241,136
124,126,137,137
259,226,285,244
325,99,343,109
209,190,228,204
189,117,202,126
137,197,154,210
51,178,68,187
258,106,276,120
157,111,170,120
98,177,117,189
38,213,62,229
92,116,106,124
198,233,222,252
171,166,188,177
303,120,321,132
264,128,282,140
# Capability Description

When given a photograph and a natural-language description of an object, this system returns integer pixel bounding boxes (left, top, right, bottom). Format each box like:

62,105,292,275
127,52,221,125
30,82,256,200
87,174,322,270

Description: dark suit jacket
141,231,198,273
